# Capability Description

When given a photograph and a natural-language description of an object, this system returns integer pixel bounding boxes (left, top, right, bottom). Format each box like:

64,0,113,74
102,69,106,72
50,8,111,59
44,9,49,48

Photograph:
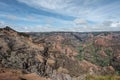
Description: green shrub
77,43,112,67
76,45,84,61
18,32,30,37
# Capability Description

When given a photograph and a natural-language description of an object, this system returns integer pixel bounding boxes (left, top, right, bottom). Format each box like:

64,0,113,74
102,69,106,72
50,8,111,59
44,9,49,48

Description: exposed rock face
0,27,120,80
0,27,51,77
29,31,120,74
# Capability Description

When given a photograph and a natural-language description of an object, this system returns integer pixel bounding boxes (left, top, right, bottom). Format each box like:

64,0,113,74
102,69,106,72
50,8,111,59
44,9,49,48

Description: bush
76,45,84,61
77,43,112,67
18,32,30,37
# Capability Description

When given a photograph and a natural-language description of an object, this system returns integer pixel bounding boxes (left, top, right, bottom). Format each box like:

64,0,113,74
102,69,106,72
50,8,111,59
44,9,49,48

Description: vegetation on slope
77,42,113,67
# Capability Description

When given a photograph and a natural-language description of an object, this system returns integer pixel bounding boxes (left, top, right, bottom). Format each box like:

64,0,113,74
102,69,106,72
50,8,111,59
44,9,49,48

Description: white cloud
0,20,5,28
15,24,64,32
111,21,120,28
1,17,120,32
74,18,87,25
1,21,120,32
16,0,100,17
1,0,120,32
17,0,120,22
0,14,40,22
102,21,120,28
7,15,17,20
17,0,69,12
0,21,4,25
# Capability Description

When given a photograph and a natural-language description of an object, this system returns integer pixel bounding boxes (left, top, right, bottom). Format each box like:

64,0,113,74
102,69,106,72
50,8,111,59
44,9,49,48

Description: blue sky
0,0,120,32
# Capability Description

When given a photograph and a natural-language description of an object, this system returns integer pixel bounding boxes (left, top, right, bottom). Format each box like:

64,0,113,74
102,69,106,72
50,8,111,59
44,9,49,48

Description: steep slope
0,27,118,80
30,31,120,74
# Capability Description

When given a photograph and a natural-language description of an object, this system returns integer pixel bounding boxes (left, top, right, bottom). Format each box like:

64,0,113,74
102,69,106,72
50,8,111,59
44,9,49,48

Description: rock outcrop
0,27,119,80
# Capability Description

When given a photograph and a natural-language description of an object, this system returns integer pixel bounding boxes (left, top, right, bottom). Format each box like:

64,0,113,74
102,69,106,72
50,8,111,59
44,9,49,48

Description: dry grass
86,75,120,80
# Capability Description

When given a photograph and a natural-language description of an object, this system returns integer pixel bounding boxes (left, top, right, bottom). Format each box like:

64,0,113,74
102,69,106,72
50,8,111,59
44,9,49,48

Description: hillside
0,27,120,80
29,31,120,72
